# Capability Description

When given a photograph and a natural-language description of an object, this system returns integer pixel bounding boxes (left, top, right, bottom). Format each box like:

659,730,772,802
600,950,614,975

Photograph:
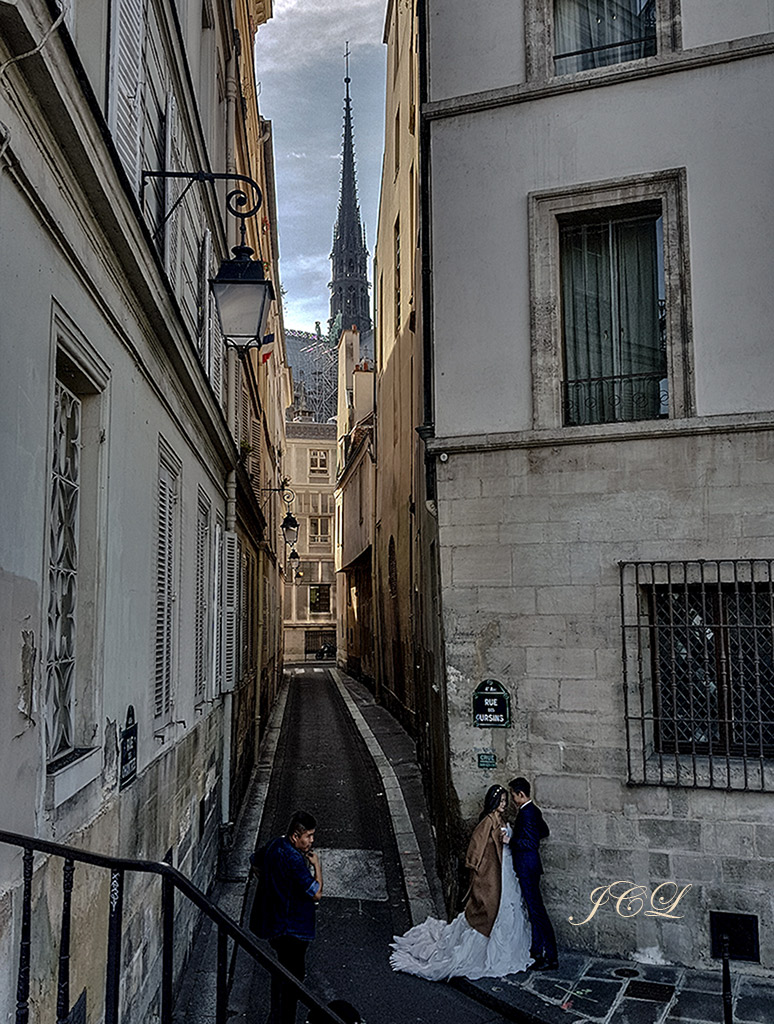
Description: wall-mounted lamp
140,169,275,350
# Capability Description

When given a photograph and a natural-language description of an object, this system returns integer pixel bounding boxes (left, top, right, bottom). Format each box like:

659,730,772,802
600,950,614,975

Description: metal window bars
620,559,774,791
1,830,348,1024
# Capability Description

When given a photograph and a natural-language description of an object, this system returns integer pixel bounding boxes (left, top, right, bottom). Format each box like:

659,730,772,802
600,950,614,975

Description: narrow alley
174,666,509,1024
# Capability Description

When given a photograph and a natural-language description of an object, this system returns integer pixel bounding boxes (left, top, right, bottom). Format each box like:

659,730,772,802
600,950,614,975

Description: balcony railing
563,370,668,426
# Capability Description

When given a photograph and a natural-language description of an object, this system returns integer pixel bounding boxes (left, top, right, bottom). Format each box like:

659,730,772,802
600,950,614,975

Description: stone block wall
436,426,774,970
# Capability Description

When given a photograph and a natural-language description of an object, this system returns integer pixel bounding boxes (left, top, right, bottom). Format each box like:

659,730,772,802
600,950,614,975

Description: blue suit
510,802,557,962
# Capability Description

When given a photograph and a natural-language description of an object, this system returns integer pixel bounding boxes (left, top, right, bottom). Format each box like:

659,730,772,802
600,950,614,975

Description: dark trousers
269,935,309,1024
517,870,557,961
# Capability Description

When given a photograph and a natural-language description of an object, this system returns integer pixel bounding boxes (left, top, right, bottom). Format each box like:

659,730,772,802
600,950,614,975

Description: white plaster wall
431,57,774,438
682,0,774,49
427,0,525,102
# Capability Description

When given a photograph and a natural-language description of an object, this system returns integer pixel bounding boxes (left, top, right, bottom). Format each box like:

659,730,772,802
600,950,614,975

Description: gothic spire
329,43,372,337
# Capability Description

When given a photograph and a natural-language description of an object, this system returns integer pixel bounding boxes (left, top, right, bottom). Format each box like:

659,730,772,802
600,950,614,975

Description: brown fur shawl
463,812,503,937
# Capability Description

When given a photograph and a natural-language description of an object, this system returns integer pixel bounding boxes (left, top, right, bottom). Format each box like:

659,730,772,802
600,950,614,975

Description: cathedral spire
329,43,372,336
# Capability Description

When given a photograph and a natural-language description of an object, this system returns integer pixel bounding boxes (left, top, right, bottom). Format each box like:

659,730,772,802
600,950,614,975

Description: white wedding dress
389,825,533,981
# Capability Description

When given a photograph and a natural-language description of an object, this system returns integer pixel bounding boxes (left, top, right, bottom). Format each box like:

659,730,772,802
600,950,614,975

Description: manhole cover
626,980,675,1002
613,968,641,978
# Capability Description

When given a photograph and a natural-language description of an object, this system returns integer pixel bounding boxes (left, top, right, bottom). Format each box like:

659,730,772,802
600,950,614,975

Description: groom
509,777,558,971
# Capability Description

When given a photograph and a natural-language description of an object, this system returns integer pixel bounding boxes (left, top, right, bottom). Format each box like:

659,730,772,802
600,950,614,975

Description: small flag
260,333,274,364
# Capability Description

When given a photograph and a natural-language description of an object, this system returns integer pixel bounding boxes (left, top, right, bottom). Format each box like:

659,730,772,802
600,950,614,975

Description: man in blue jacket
509,777,557,971
250,810,323,1023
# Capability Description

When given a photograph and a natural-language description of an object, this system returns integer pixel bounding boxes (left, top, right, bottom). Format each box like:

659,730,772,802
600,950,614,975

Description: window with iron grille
560,208,667,426
310,584,331,614
621,560,774,791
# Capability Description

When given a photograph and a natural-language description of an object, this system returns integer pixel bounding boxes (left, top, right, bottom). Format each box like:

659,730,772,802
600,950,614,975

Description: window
309,449,329,477
621,560,774,791
309,585,331,614
525,0,679,81
46,343,108,776
154,440,181,719
529,169,692,430
554,0,656,75
560,210,666,426
309,517,331,545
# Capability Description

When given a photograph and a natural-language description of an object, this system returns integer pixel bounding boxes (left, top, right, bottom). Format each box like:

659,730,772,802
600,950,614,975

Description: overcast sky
254,0,387,332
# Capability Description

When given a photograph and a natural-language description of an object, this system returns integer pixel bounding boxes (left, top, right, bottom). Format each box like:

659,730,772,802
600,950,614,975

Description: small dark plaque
477,752,497,769
119,705,138,790
473,679,511,728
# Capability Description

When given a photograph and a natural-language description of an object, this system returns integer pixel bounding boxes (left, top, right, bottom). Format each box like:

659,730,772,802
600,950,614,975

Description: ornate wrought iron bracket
140,169,263,246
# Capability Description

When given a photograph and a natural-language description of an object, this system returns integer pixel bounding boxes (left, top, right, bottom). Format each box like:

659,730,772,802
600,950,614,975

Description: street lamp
281,509,299,547
211,243,275,348
140,169,275,349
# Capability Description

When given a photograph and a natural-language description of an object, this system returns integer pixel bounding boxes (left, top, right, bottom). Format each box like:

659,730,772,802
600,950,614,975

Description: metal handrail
0,829,347,1024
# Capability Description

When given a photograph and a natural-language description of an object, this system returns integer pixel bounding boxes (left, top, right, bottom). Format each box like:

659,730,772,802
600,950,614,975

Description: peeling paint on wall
19,630,37,724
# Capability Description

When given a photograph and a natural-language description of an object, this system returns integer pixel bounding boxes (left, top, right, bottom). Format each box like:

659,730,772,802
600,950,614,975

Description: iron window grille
620,559,774,791
309,584,331,614
47,380,81,763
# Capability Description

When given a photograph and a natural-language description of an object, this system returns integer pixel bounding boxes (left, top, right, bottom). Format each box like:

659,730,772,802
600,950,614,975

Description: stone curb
330,668,438,925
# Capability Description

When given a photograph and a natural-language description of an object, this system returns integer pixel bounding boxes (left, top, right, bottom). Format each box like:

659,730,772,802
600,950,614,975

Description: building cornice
424,34,774,122
425,412,774,457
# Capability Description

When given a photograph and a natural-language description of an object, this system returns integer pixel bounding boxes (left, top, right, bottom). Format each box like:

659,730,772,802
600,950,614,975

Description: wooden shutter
155,459,176,717
108,0,145,192
222,531,240,691
194,494,210,703
211,517,223,692
250,419,262,496
199,229,212,370
164,90,181,289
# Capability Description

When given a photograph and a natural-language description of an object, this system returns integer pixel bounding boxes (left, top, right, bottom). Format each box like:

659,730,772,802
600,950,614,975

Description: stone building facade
283,421,338,661
0,0,289,1019
422,0,774,971
372,0,456,880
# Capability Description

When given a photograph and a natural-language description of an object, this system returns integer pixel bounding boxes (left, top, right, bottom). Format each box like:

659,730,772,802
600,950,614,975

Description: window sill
627,751,774,792
46,746,101,808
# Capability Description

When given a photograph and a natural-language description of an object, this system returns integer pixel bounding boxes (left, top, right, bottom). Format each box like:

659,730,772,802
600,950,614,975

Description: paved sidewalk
336,671,771,1024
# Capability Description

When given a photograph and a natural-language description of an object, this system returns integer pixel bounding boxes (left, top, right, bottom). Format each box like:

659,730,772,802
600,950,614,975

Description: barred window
310,584,331,614
47,380,82,763
621,560,774,791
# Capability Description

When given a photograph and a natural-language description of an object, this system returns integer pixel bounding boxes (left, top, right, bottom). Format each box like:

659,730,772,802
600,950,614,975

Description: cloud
255,0,385,73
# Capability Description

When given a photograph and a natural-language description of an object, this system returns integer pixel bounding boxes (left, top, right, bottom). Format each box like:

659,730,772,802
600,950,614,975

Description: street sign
119,705,138,790
473,679,511,728
477,752,497,769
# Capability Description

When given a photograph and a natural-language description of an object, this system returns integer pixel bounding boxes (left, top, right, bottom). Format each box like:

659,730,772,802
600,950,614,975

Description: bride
390,784,532,980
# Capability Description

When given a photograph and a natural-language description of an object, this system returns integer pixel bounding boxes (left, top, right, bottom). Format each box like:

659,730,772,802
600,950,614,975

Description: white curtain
560,216,664,425
554,0,656,74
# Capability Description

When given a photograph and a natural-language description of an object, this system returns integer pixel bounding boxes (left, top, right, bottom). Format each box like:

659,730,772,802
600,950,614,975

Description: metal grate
620,560,774,790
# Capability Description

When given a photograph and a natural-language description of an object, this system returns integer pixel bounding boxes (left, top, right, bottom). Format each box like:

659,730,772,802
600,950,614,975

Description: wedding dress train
389,826,533,981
